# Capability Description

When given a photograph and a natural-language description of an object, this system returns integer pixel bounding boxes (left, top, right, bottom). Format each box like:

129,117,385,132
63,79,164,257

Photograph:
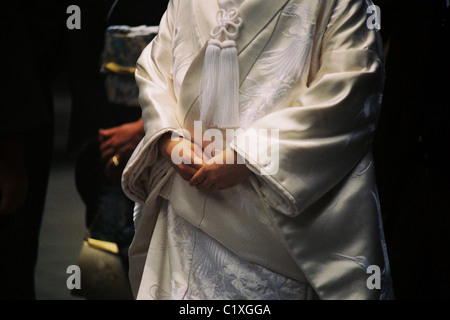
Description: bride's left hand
189,148,251,190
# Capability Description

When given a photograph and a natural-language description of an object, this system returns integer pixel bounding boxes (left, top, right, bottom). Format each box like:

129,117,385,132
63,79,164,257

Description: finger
177,170,193,181
195,177,214,190
192,143,208,161
189,152,205,170
99,138,114,153
98,130,112,143
99,127,117,138
115,147,134,165
177,163,198,181
104,155,124,178
189,168,207,186
100,147,116,164
176,146,202,169
180,163,198,176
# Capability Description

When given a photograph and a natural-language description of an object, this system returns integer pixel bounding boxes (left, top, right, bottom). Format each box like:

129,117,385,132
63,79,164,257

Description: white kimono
122,0,393,300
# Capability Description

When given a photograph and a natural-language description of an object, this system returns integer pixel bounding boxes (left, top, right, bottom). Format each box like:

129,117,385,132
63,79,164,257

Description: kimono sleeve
231,0,384,217
136,0,180,137
122,0,182,204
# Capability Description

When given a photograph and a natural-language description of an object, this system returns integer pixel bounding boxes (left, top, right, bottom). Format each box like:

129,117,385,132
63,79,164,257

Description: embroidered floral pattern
150,204,311,300
239,4,314,129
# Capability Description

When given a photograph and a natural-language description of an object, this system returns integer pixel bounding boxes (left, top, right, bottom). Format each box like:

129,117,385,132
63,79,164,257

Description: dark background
1,0,449,300
372,0,450,299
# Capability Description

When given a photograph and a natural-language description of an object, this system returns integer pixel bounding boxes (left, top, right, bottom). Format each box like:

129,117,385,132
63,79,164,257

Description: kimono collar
219,0,246,10
179,0,291,128
192,0,290,53
194,0,290,128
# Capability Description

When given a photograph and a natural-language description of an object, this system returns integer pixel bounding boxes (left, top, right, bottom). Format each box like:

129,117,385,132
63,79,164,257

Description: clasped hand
98,119,145,185
158,133,251,191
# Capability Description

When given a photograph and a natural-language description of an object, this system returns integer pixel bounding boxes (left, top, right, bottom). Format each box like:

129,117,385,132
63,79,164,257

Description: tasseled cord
200,39,221,123
200,8,242,129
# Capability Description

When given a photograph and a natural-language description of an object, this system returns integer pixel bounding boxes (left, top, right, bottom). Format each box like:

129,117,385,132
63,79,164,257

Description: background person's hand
99,119,145,184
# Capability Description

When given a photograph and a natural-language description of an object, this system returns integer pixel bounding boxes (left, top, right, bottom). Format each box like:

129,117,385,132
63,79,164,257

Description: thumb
98,127,117,141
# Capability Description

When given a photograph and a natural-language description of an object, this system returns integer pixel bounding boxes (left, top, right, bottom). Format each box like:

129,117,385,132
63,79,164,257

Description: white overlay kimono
122,0,394,300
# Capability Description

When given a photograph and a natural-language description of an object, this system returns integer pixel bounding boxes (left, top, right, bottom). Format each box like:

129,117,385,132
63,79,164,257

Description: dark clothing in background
67,0,169,279
373,0,450,299
0,126,54,300
1,0,168,299
68,0,168,224
0,1,67,299
67,0,169,156
3,0,449,301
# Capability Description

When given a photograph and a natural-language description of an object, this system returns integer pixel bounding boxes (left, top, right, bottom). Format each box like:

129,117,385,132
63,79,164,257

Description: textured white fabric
123,0,393,300
138,202,317,300
219,0,246,10
200,0,244,128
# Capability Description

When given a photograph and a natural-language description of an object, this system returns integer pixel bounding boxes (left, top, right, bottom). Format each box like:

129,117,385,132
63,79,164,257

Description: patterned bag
100,25,159,107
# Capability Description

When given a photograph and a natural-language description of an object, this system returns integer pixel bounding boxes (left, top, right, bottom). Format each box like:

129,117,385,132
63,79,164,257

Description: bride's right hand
158,132,206,181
